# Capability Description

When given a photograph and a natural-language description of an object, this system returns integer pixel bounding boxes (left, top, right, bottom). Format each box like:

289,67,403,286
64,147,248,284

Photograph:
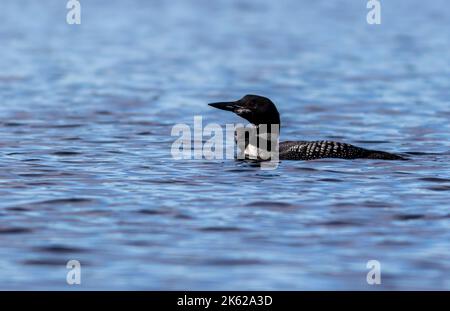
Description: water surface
0,0,449,289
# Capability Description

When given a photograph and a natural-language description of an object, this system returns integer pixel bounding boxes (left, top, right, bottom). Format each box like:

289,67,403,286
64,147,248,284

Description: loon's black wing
279,140,405,160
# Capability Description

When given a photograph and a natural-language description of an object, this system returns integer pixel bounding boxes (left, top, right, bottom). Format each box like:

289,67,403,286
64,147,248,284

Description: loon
208,94,405,161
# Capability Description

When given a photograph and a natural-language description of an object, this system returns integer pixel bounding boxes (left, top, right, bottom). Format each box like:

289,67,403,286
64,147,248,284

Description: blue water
0,0,449,290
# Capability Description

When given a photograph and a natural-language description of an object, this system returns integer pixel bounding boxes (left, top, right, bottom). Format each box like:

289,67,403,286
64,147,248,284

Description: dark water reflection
0,0,449,289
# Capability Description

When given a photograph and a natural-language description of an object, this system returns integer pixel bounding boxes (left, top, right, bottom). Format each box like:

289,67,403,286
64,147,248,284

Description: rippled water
1,0,449,290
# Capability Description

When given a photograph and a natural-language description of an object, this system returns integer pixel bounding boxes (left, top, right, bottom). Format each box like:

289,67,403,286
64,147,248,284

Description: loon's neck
240,123,280,160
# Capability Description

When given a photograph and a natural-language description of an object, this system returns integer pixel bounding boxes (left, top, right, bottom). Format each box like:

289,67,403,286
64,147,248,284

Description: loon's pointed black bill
208,101,239,112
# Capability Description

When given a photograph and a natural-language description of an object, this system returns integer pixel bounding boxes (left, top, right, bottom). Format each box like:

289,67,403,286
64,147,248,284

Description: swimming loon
208,95,405,161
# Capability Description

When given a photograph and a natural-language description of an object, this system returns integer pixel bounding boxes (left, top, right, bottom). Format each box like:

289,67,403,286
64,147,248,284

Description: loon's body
209,95,405,161
278,140,403,160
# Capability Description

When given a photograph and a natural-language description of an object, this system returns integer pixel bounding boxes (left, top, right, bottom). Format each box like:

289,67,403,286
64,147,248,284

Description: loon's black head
208,94,280,126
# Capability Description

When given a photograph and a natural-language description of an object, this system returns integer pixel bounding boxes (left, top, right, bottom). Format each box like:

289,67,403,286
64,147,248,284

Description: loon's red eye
248,102,257,109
